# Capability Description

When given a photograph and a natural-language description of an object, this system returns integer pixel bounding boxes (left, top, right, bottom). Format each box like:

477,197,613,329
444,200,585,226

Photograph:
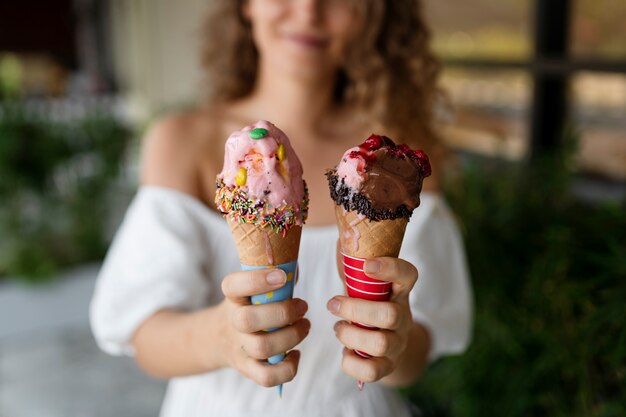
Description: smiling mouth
286,34,329,49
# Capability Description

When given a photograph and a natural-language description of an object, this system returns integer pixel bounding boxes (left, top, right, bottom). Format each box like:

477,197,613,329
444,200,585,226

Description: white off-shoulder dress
90,186,472,417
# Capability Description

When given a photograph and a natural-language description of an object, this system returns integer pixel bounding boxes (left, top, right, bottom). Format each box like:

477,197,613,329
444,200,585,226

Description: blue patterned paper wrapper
242,260,298,364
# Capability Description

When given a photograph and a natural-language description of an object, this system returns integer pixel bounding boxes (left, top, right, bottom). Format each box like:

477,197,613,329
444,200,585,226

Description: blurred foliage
405,136,626,416
0,104,130,282
0,54,23,100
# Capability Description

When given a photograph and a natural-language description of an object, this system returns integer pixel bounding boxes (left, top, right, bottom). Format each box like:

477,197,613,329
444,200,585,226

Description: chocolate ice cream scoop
327,134,431,221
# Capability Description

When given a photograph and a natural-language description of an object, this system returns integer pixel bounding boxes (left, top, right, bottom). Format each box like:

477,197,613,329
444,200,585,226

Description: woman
90,1,472,416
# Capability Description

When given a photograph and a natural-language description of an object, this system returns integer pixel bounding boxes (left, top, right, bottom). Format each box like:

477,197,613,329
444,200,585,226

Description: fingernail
364,260,381,274
295,300,308,315
333,322,340,333
267,270,286,285
327,299,340,314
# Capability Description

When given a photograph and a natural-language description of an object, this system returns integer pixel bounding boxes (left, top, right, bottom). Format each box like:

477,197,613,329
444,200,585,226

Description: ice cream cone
335,205,407,259
327,134,431,391
335,204,407,306
228,218,301,397
228,219,302,266
335,205,408,381
217,121,308,398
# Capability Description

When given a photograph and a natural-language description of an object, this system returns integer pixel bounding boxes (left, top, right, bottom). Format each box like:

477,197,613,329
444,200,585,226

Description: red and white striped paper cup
341,252,391,358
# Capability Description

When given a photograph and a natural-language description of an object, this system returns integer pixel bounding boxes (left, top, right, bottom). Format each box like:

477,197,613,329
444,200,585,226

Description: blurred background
1,1,624,416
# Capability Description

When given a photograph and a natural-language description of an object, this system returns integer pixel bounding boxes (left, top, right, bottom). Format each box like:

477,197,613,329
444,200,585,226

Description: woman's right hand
216,268,310,387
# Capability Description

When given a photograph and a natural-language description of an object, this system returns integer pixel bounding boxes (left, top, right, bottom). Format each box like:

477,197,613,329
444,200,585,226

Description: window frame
442,0,626,159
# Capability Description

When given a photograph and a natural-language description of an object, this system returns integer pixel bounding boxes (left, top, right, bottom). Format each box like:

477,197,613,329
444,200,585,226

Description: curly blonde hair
201,0,443,151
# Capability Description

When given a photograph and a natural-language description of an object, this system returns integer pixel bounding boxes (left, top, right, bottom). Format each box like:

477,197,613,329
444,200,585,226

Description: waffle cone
228,218,302,266
335,205,408,258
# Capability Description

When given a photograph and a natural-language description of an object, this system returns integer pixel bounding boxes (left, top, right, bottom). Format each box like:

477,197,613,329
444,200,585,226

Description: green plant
0,104,130,282
404,139,626,416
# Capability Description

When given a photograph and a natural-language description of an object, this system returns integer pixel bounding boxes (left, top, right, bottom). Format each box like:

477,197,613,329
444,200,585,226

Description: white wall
108,0,211,118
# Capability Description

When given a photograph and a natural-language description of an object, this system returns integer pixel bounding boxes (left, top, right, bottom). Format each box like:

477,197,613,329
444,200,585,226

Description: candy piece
236,168,247,186
249,128,269,139
277,144,286,161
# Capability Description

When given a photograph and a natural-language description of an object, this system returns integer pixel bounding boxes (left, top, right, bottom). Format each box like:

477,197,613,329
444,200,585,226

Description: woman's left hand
327,257,418,383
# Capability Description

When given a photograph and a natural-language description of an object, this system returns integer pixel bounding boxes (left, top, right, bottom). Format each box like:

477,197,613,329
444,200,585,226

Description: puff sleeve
90,187,220,356
399,194,473,362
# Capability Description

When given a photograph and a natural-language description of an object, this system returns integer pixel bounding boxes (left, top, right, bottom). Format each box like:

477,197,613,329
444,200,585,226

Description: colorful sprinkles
215,179,309,236
249,128,269,140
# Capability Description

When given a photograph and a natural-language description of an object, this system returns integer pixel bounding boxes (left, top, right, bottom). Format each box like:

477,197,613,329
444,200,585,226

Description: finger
327,296,405,330
221,269,287,302
240,319,310,360
341,348,394,383
333,320,403,358
237,350,301,387
232,298,308,333
362,257,418,299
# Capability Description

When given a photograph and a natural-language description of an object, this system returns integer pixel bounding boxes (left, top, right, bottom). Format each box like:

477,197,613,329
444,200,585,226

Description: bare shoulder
139,108,221,201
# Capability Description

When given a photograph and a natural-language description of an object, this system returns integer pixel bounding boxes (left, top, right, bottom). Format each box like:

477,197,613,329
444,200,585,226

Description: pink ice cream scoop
218,120,305,209
216,121,308,233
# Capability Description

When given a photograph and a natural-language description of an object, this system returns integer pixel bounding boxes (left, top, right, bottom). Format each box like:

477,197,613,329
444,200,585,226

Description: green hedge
0,104,130,281
406,143,626,416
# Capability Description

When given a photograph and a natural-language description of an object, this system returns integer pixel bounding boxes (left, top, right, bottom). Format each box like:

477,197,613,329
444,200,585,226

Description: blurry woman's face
244,0,359,79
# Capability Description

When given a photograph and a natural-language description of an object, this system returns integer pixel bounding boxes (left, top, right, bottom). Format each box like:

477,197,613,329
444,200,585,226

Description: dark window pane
571,0,626,61
424,0,532,61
